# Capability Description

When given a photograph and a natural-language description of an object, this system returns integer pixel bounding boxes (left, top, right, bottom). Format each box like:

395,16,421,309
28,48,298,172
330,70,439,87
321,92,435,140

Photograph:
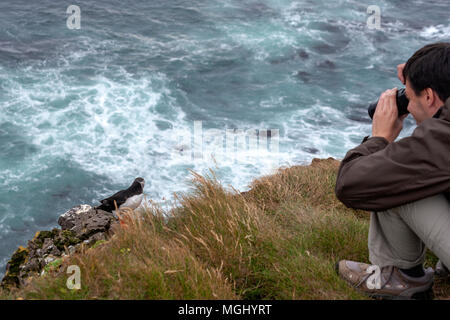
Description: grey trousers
369,193,450,269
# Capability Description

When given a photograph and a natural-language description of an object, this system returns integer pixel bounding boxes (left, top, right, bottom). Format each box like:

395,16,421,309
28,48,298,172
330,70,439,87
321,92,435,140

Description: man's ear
424,88,435,107
424,88,445,113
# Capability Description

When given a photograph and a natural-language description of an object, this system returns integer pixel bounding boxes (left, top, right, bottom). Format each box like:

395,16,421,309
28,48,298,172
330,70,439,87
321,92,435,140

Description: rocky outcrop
1,205,118,290
58,205,116,240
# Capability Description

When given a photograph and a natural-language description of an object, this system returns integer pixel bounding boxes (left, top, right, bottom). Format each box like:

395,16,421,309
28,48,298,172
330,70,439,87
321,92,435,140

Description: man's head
403,42,450,124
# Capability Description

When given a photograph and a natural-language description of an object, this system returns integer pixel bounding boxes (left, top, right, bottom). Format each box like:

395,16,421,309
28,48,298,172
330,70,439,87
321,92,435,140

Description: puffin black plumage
96,177,145,214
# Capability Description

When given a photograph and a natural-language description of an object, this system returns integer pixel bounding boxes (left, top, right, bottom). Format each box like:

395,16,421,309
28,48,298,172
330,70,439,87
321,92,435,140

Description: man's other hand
372,88,408,143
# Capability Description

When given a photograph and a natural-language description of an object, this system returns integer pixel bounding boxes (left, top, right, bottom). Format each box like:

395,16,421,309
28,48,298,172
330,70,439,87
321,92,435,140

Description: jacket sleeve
335,122,450,211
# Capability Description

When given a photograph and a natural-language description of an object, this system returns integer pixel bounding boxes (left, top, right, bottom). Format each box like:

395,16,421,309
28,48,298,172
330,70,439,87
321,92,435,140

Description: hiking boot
335,260,434,300
435,260,450,279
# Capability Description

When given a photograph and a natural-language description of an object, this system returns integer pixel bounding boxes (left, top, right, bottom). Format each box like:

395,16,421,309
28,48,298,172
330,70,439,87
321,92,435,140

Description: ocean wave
420,23,450,39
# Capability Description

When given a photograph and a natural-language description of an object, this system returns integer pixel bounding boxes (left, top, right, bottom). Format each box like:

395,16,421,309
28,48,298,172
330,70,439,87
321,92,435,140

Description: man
335,42,450,300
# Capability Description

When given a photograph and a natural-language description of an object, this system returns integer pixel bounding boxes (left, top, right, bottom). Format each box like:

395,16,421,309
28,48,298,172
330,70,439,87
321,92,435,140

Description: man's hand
397,63,406,84
372,88,408,143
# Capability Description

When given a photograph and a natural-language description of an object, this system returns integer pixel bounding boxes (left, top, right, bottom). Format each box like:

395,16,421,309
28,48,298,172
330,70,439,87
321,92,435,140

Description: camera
368,88,409,119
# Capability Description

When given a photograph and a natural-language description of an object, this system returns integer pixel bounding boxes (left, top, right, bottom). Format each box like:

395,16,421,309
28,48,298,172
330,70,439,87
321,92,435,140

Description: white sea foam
1,60,295,206
420,24,450,39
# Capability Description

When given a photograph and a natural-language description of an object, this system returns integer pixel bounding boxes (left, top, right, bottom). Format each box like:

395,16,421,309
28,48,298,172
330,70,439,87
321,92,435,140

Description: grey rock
44,256,56,265
68,245,76,255
22,258,41,273
58,204,92,230
50,246,61,256
58,204,117,240
87,232,107,246
42,238,54,253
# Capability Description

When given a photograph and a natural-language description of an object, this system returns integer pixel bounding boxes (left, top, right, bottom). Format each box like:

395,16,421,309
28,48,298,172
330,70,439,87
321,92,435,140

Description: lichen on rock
1,246,29,289
1,204,119,290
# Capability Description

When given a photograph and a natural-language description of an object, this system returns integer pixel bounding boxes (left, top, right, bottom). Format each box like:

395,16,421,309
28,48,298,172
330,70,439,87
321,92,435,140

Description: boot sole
367,287,434,300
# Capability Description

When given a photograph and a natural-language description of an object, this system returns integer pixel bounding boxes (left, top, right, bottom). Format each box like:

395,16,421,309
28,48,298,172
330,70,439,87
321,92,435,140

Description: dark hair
403,42,450,102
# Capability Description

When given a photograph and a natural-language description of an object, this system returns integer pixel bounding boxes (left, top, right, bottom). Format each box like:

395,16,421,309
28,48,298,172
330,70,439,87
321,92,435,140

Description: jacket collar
434,98,450,120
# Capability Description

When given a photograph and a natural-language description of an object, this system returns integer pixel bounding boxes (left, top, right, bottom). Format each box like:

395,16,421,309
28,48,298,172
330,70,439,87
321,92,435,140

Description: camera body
368,88,409,119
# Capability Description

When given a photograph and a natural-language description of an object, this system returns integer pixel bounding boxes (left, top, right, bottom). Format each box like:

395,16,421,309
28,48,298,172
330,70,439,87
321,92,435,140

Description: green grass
1,158,448,300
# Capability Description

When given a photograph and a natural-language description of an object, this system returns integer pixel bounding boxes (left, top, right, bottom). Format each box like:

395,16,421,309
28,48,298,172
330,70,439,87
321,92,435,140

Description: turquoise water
1,0,449,276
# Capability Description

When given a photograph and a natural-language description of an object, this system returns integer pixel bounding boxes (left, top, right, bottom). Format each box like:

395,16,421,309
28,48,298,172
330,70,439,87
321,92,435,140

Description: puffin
96,177,145,216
